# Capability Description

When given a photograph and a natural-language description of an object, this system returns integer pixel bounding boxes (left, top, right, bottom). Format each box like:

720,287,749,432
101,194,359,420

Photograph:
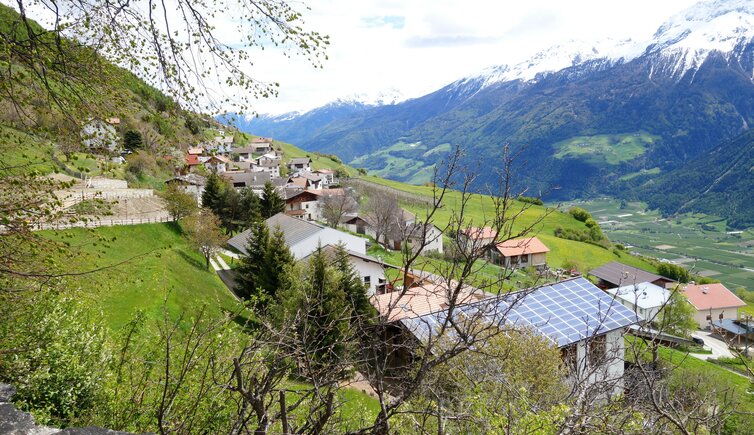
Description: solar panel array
400,277,641,347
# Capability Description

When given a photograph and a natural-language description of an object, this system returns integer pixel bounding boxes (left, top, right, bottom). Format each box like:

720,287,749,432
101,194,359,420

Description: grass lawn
43,222,241,331
359,175,656,273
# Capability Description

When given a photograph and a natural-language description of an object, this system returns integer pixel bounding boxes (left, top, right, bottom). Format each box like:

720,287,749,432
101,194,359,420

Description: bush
0,294,110,425
568,207,592,222
517,195,544,206
657,263,690,283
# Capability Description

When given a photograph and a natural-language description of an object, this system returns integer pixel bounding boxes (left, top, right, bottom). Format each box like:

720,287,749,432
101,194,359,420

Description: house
680,283,746,329
405,222,444,254
288,172,323,190
459,226,498,247
81,119,119,152
166,174,206,204
487,237,549,269
251,160,280,178
203,155,230,173
234,146,257,162
606,282,670,323
284,189,344,221
250,137,273,153
301,244,388,296
227,213,367,260
187,147,204,155
221,172,286,195
589,262,675,289
105,117,121,125
342,209,416,246
254,153,281,165
185,154,202,172
287,157,312,173
314,169,336,186
372,276,640,397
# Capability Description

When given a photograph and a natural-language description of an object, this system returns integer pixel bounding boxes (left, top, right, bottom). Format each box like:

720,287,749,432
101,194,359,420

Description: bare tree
363,190,403,248
183,208,226,269
319,188,358,228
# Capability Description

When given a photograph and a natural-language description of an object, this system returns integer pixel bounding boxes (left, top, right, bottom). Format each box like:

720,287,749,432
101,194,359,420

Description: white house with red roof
680,283,746,329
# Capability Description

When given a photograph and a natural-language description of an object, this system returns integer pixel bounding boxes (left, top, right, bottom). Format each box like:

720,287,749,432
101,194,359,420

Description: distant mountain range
234,0,754,226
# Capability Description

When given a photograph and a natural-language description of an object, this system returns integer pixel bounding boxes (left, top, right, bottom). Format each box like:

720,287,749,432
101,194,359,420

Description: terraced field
572,198,754,292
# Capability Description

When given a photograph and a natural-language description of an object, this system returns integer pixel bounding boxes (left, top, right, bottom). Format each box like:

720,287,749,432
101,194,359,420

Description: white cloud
244,0,700,115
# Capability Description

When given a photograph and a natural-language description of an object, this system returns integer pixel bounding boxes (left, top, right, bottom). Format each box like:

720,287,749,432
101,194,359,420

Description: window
363,276,371,287
520,254,528,264
587,334,607,367
560,344,578,370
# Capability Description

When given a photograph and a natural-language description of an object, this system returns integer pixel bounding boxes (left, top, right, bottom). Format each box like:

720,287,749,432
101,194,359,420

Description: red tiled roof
681,283,746,311
495,237,550,257
185,154,200,165
370,282,487,322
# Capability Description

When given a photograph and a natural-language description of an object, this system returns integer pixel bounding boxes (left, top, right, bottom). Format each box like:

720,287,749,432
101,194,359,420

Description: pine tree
260,181,285,219
264,226,295,298
296,247,350,368
235,218,270,303
239,187,261,228
333,245,374,321
201,173,224,214
235,221,294,310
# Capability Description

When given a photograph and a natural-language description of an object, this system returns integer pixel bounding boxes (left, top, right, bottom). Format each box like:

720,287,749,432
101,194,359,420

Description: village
51,122,754,401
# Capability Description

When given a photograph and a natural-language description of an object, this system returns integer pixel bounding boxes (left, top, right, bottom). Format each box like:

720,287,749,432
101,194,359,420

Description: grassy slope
44,222,240,330
360,175,655,273
0,126,57,174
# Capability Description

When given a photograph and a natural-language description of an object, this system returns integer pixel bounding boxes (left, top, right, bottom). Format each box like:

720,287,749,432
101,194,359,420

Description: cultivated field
573,198,754,292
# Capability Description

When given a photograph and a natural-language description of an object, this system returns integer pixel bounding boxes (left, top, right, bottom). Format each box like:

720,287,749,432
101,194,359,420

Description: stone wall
0,383,137,435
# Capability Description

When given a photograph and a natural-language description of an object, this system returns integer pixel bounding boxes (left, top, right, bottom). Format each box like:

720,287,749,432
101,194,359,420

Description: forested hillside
627,128,754,229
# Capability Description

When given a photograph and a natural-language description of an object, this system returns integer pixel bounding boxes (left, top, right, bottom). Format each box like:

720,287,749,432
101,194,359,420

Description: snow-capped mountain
454,0,754,94
238,0,754,220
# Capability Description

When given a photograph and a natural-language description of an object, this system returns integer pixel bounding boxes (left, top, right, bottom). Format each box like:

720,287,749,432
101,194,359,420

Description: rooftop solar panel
399,277,640,348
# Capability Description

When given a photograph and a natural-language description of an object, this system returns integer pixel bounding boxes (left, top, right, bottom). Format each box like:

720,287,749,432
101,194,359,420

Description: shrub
568,207,592,222
517,195,544,206
657,263,690,283
0,294,110,425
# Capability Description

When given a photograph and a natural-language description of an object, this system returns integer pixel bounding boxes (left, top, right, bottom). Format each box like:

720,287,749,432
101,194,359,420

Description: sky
245,0,700,115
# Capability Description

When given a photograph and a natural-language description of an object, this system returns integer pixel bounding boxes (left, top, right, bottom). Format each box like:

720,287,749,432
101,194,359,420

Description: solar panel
399,277,640,348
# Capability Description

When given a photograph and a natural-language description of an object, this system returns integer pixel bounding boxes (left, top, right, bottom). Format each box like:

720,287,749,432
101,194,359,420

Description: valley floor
571,198,754,296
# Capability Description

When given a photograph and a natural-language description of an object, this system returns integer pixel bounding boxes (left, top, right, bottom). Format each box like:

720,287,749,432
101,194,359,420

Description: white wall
349,256,386,296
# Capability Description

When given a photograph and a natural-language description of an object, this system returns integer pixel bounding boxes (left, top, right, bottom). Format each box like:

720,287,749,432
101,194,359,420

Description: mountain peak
647,0,754,77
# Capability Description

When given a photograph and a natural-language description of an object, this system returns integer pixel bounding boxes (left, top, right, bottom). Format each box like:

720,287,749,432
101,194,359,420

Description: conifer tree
235,221,294,310
201,173,224,214
288,247,350,369
333,245,374,321
260,181,285,218
235,218,270,304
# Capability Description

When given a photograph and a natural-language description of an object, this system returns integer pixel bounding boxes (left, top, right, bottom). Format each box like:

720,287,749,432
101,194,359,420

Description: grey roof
223,172,270,187
712,319,754,337
589,262,668,287
291,171,321,181
234,146,257,154
400,277,640,348
227,213,324,255
166,174,206,186
289,157,311,165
